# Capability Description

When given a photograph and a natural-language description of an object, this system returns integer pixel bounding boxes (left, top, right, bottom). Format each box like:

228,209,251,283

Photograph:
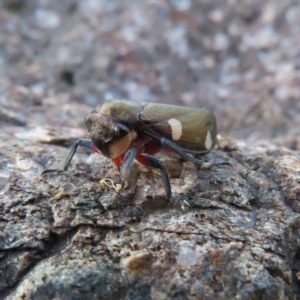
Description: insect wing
140,103,217,153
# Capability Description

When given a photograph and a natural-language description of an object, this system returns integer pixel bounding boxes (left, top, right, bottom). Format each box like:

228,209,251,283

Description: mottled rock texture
0,0,300,299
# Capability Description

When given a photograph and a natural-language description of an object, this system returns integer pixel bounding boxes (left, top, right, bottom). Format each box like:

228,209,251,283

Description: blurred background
1,0,300,149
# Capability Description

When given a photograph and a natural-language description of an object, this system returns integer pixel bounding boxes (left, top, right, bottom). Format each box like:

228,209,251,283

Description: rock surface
0,0,300,299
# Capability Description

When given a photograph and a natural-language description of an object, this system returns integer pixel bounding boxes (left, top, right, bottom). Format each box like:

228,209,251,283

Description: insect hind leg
159,137,231,166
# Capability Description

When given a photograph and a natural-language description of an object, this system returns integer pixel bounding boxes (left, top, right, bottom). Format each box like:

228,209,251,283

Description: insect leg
120,148,137,180
41,139,95,175
160,137,230,166
142,129,230,167
136,154,190,208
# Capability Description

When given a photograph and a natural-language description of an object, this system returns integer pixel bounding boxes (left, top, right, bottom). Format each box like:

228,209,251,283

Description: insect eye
113,124,129,139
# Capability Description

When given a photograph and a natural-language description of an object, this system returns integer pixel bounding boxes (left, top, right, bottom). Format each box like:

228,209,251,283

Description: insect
42,100,229,208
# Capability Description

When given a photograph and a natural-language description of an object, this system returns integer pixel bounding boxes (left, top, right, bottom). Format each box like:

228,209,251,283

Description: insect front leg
41,138,97,175
120,148,137,180
136,154,190,209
